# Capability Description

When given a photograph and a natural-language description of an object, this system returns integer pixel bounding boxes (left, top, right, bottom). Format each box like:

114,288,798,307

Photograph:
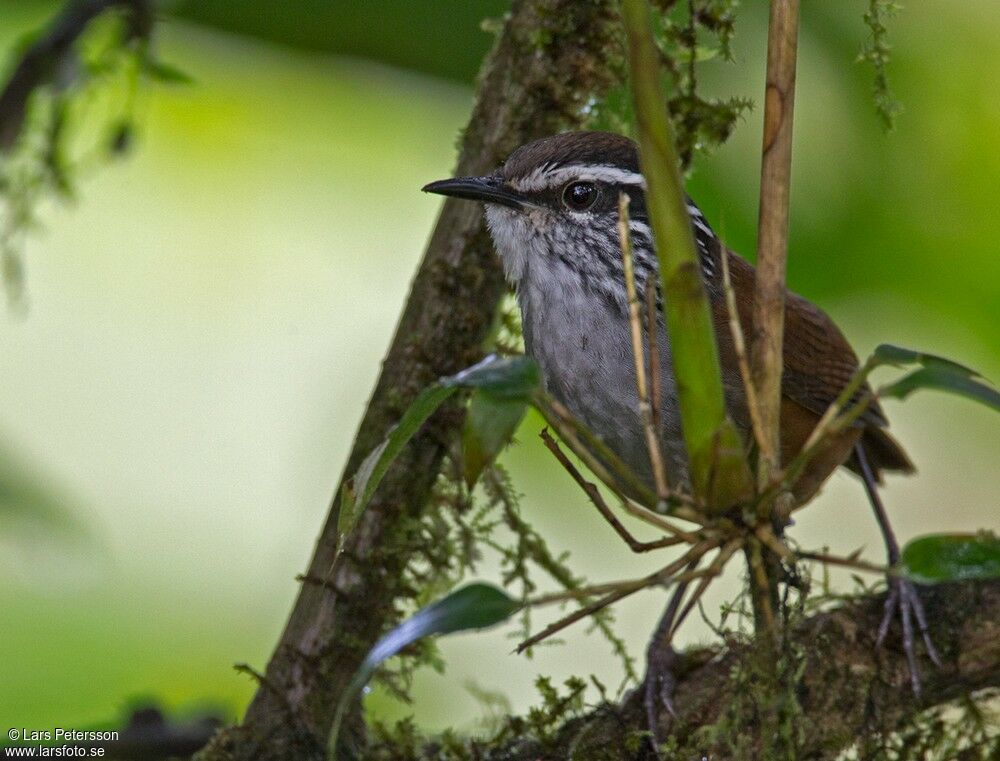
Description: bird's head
422,131,654,285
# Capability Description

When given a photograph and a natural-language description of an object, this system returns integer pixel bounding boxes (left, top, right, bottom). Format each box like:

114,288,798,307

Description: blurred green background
1,0,998,737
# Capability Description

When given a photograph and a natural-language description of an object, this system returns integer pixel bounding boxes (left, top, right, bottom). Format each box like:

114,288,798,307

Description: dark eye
562,181,598,211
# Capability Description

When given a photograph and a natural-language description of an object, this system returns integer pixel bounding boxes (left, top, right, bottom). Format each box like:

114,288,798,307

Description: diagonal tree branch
195,2,624,759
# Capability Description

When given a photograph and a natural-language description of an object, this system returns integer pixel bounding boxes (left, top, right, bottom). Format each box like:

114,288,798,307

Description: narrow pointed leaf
462,393,527,489
874,344,981,377
329,583,520,754
901,532,1000,583
880,365,1000,412
343,383,456,546
338,357,538,552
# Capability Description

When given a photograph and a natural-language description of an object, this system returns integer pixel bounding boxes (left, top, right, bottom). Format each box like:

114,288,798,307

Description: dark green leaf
329,583,519,754
442,355,539,400
901,532,1000,583
880,365,1000,412
462,393,527,488
873,344,981,377
337,357,536,553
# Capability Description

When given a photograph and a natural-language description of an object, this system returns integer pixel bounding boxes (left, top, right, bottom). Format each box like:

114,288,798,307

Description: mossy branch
621,0,751,508
365,580,1000,760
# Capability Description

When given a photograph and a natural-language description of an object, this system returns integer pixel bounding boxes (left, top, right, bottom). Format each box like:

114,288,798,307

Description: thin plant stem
621,0,751,505
669,537,743,639
516,539,719,653
619,192,671,499
540,427,691,549
747,537,778,639
720,245,769,458
535,393,658,505
796,549,889,576
644,277,663,433
752,0,800,488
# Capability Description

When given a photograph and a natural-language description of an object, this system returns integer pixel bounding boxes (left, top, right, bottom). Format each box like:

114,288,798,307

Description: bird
422,130,938,729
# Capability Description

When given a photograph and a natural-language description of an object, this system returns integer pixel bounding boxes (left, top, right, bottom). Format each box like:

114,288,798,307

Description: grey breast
517,246,690,494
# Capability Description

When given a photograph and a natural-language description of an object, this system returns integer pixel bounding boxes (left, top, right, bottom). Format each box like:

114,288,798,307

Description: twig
516,539,719,653
619,496,705,533
796,549,889,576
669,537,743,639
619,192,671,500
751,0,800,485
524,570,715,608
754,524,795,562
720,247,768,458
747,537,778,638
765,375,879,514
540,428,690,550
644,278,663,433
539,395,705,524
535,394,658,506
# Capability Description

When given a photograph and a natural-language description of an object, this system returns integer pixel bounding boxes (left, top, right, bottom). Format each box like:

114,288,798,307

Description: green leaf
442,354,539,400
328,583,519,754
337,357,536,552
347,383,456,522
462,392,527,488
336,357,537,552
873,344,981,377
901,532,1000,583
880,365,1000,412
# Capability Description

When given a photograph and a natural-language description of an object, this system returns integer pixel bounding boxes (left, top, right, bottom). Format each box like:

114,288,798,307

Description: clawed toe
643,644,680,757
876,576,941,695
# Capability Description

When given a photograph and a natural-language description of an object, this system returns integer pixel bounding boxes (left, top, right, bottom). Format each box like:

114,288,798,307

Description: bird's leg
642,576,691,755
854,443,941,694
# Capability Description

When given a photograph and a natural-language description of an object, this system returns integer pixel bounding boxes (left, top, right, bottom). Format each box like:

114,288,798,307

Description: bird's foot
642,642,680,757
876,575,942,696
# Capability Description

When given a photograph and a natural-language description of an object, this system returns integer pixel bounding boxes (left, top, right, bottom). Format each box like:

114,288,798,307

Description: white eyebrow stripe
511,164,647,192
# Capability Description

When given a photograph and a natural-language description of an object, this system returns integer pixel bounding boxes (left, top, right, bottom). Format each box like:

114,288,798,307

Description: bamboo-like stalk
752,0,801,488
621,0,752,508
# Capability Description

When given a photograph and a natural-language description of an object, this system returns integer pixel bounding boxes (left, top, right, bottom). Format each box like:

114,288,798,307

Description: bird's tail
848,428,915,483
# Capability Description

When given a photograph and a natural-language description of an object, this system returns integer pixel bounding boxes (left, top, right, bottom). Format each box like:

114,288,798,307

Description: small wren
423,131,938,703
425,131,911,497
